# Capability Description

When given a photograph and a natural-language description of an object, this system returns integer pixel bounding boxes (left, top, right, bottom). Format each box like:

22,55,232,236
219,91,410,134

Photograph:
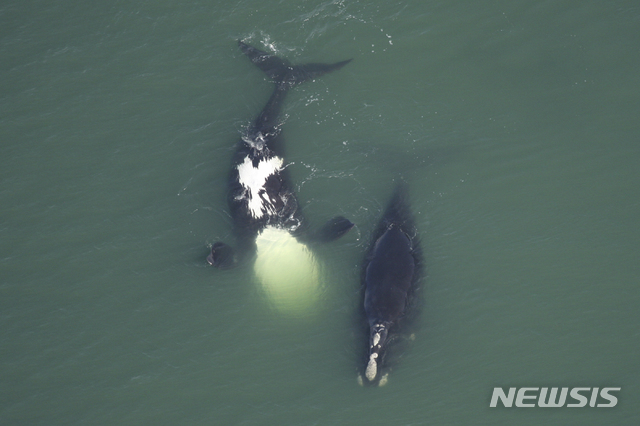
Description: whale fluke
238,40,352,88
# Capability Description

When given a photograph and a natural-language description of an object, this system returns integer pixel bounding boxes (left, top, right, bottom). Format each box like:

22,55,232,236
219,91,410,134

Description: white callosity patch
236,155,284,218
365,353,378,381
372,332,381,347
242,132,267,150
378,373,389,387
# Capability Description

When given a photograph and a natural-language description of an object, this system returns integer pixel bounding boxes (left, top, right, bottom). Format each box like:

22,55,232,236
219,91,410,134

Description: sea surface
2,0,639,424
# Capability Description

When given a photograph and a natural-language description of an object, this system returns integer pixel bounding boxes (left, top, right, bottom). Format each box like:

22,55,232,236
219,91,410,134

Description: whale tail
238,40,352,147
238,40,352,89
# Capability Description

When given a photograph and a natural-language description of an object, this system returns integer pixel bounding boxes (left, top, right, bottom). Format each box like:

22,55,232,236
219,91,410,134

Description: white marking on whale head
372,332,380,347
242,132,267,150
371,323,385,348
378,373,389,387
236,155,284,218
365,353,378,381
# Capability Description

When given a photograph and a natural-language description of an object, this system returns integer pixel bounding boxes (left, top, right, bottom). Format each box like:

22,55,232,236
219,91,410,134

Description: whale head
365,322,390,382
207,242,236,268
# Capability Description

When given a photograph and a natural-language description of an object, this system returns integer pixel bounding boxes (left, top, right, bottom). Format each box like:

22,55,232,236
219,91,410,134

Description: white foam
236,155,284,218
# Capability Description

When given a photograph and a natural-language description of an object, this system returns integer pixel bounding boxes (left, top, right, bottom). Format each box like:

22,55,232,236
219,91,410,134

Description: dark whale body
208,41,353,268
361,183,422,384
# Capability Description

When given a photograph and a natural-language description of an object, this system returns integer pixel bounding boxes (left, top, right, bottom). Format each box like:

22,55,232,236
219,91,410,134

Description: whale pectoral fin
207,242,237,269
312,215,354,243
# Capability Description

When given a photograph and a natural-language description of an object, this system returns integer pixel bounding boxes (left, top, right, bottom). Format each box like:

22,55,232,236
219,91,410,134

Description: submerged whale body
208,41,354,270
361,183,422,384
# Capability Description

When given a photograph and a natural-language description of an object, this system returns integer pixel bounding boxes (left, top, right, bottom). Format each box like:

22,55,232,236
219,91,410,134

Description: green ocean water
1,0,639,424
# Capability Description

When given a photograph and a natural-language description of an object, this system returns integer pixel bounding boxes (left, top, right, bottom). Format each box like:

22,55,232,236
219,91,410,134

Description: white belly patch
236,155,284,218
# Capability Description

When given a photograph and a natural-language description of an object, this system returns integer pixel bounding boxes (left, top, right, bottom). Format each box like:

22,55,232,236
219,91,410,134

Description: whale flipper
310,216,354,243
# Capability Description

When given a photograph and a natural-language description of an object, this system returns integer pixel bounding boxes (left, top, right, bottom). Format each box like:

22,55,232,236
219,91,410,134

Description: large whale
207,41,354,270
361,183,422,384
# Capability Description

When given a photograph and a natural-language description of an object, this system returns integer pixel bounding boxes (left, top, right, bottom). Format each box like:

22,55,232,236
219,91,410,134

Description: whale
361,183,422,384
207,41,354,271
